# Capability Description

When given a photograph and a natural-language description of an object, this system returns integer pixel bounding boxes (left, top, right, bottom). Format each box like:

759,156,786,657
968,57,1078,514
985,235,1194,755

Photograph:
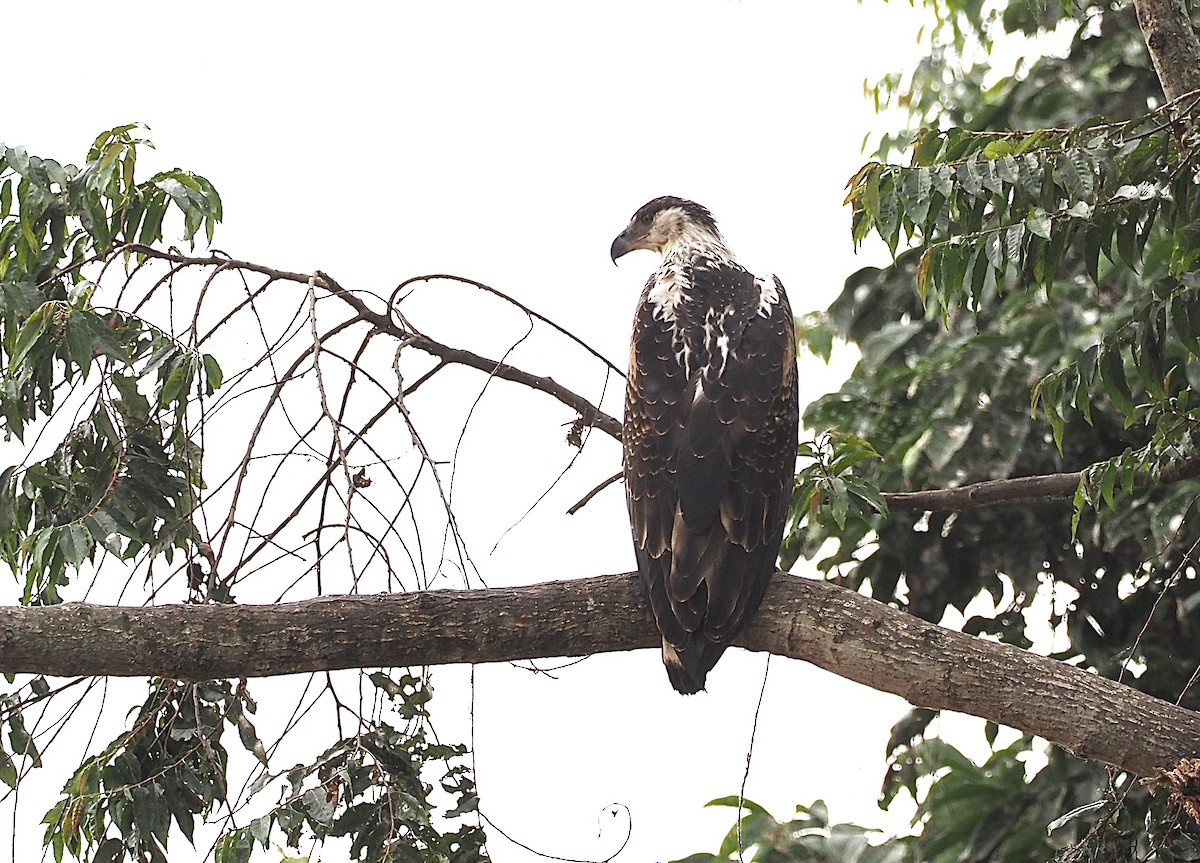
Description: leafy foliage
792,0,1200,675
0,125,223,604
43,680,249,863
215,673,486,863
33,674,485,863
683,737,1200,863
783,432,885,568
673,797,909,863
768,1,1200,861
845,111,1198,315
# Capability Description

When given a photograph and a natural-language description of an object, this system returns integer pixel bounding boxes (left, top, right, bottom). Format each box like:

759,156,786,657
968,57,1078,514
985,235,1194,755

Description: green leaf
0,749,16,788
1082,221,1105,284
874,175,900,253
1016,152,1043,195
1098,346,1136,420
10,305,49,367
1056,149,1094,201
138,195,168,246
705,795,771,816
157,360,191,408
83,313,130,364
248,814,272,846
86,511,125,556
958,156,985,198
1115,213,1140,272
64,313,95,377
902,167,933,228
369,671,405,699
1173,288,1200,356
57,523,91,567
1071,479,1086,538
93,838,126,863
202,353,224,392
1099,462,1117,507
131,785,170,848
215,829,254,863
1026,209,1051,239
8,711,41,766
302,787,335,826
830,446,882,476
829,476,849,529
983,139,1015,160
167,789,196,844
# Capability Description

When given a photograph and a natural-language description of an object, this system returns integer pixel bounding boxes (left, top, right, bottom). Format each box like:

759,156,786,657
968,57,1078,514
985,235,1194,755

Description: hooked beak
610,233,631,265
610,227,642,265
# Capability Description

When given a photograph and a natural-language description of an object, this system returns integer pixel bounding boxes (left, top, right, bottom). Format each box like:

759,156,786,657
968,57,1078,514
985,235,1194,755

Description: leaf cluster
673,797,908,863
216,672,486,863
1,125,220,286
783,432,886,570
846,107,1198,321
868,2,1160,160
0,126,224,604
797,2,1200,669
683,733,1200,863
42,680,248,863
0,128,500,863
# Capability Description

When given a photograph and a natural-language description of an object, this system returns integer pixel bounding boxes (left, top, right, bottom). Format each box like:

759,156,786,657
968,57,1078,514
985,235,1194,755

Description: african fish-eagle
611,196,799,694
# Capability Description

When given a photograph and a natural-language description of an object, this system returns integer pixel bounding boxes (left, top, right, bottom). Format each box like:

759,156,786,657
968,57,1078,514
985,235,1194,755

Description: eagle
611,196,798,694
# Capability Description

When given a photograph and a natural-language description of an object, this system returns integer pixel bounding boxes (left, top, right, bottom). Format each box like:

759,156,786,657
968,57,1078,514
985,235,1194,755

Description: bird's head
610,196,723,264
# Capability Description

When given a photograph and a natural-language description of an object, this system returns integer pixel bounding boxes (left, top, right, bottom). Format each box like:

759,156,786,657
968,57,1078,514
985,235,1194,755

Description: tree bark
1,571,1196,778
1135,0,1200,103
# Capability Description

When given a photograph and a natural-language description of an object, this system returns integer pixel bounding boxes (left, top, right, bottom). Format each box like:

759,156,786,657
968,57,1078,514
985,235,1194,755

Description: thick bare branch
1,572,1196,777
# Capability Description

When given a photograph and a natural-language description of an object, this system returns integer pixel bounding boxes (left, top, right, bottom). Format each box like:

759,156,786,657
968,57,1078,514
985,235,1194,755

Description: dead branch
118,246,623,439
567,471,623,515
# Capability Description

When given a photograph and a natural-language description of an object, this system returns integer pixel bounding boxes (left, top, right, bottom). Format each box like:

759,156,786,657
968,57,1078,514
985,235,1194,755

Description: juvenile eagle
611,196,798,694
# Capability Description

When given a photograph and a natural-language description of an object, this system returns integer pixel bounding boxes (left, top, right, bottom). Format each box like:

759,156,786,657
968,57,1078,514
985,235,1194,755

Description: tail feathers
662,637,727,695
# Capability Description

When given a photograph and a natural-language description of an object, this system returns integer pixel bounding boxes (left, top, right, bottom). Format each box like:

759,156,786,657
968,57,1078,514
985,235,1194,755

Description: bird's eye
639,212,653,224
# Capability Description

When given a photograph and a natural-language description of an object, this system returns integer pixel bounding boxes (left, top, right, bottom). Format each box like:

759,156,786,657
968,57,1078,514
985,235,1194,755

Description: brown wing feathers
624,258,798,694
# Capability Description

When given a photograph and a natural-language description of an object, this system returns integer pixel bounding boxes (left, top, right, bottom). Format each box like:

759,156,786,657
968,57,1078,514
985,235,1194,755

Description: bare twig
567,471,623,515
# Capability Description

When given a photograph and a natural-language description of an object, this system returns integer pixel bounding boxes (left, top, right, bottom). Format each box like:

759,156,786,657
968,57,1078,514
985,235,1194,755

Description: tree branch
884,458,1200,513
117,246,624,439
1134,0,1200,102
885,472,1084,513
1,572,1195,777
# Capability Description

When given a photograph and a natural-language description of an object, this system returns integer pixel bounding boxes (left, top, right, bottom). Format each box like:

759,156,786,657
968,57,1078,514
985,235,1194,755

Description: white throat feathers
646,219,733,324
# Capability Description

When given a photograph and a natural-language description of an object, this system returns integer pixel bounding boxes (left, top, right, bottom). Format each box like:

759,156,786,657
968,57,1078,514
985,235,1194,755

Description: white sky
0,2,1003,861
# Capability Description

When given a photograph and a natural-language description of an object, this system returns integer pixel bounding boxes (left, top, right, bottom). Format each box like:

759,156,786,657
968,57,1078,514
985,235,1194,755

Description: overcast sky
0,3,986,861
